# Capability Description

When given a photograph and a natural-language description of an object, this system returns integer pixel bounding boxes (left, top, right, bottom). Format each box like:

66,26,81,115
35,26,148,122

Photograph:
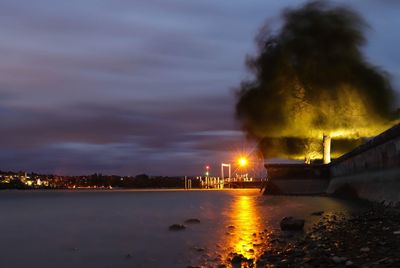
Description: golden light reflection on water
223,195,267,261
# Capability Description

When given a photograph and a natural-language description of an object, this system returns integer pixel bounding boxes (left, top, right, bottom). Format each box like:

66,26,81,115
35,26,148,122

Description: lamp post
237,156,249,182
238,157,248,168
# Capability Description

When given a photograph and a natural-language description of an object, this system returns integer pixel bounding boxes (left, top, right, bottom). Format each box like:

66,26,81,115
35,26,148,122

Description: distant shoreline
0,187,260,192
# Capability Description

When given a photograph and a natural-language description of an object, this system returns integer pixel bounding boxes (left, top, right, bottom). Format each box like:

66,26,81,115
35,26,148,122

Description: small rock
280,217,305,231
345,260,354,267
195,247,205,252
331,256,347,264
125,253,132,259
185,218,201,224
311,211,324,216
169,224,186,231
231,254,245,264
360,247,370,253
393,230,400,235
375,257,390,264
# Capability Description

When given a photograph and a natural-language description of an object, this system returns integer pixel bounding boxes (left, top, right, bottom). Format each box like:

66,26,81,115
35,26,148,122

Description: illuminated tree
236,1,397,163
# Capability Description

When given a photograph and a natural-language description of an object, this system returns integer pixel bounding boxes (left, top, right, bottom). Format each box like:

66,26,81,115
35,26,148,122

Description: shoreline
227,203,400,267
0,187,260,192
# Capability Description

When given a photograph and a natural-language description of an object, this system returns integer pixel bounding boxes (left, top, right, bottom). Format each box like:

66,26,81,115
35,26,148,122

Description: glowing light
238,157,248,167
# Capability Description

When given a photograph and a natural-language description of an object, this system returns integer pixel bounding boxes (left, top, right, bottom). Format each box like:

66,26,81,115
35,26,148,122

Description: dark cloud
0,0,398,175
0,95,245,175
0,96,235,146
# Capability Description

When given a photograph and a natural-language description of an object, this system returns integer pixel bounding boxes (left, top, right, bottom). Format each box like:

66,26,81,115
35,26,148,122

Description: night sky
0,0,399,176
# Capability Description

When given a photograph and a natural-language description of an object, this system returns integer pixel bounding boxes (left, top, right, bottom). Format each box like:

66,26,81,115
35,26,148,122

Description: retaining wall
327,124,400,204
273,179,330,195
265,163,329,195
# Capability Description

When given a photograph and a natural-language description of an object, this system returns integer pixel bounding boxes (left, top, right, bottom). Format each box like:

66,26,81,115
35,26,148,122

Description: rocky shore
230,204,400,267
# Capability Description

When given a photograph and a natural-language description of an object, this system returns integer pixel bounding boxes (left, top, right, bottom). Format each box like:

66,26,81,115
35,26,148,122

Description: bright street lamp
238,157,248,167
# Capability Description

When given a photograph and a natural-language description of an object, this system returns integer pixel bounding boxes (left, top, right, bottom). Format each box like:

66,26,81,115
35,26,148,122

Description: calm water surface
0,189,365,268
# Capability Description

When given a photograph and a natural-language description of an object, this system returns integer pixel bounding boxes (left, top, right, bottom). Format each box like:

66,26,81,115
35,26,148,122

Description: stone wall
327,124,400,204
265,164,329,194
272,179,330,195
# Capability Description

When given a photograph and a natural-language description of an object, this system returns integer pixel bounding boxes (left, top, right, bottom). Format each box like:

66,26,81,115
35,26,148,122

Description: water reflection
224,195,266,261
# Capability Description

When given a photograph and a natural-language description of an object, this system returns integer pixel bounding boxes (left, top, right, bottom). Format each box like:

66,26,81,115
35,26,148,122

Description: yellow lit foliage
254,83,396,161
277,84,391,139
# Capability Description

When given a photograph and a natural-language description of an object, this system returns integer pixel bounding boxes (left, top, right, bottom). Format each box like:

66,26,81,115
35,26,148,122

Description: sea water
0,189,364,268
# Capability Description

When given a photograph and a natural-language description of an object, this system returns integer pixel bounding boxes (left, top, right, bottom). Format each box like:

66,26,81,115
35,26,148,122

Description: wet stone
332,256,347,264
185,218,201,224
193,246,205,252
231,254,245,264
168,224,186,231
280,217,305,231
311,211,324,216
360,247,370,253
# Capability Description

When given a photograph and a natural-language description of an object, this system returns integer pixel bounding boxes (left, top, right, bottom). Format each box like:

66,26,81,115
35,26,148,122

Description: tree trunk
323,134,331,164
